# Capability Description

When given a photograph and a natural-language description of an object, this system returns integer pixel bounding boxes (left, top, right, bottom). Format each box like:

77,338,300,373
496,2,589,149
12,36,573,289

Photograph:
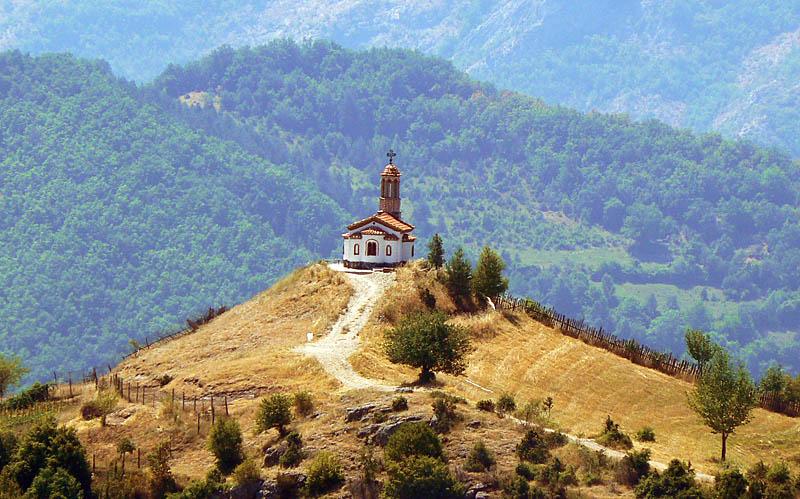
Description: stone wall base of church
343,260,407,270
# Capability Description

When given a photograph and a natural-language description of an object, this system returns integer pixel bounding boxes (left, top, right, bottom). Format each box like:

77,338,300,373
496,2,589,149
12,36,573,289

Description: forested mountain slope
153,41,800,374
2,41,800,384
3,1,800,155
0,51,347,382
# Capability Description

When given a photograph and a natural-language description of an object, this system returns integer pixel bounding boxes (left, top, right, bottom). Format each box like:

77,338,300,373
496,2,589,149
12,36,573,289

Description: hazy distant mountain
3,1,800,155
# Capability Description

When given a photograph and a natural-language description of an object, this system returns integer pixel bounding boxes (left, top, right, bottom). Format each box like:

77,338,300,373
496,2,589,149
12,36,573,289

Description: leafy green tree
384,311,471,382
207,417,243,473
0,431,17,472
516,428,550,464
687,350,757,461
714,468,748,499
0,354,28,399
384,455,462,499
384,422,444,464
148,441,178,498
426,233,445,269
759,364,790,397
445,248,472,305
684,329,718,373
6,418,91,497
256,394,292,436
117,437,135,476
634,459,703,498
26,467,83,499
471,246,509,302
304,452,344,496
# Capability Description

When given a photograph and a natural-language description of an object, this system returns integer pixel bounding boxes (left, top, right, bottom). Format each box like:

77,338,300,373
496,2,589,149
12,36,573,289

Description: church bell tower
379,149,402,218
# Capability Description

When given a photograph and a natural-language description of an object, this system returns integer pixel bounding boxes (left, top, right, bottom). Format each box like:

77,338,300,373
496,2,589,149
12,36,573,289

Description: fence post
68,373,73,398
224,396,229,416
182,392,185,411
211,396,215,424
197,412,200,434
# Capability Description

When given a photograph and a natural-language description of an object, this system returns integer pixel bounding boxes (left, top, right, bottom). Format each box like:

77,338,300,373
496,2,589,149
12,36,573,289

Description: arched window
386,245,392,256
367,240,378,256
411,245,414,257
354,244,360,255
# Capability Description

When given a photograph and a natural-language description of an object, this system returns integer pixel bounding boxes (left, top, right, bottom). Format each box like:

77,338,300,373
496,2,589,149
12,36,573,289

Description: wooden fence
121,306,227,361
495,294,800,418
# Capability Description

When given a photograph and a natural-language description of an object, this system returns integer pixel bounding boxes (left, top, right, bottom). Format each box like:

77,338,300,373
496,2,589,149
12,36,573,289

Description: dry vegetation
12,261,799,495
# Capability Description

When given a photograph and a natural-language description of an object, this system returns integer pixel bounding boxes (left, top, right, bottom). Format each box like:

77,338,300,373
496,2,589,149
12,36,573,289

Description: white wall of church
343,238,404,265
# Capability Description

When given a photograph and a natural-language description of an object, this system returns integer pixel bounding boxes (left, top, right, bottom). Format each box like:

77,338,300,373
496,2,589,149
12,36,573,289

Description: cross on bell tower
379,150,402,218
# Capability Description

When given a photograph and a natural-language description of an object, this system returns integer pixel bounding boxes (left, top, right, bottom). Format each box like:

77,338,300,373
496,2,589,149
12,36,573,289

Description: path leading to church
295,266,396,391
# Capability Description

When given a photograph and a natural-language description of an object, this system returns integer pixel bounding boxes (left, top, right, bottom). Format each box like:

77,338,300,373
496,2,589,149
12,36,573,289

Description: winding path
296,265,714,481
295,266,396,391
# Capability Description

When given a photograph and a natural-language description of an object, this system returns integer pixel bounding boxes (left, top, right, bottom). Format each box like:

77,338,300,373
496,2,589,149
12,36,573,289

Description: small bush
516,462,537,480
503,474,530,499
597,416,633,450
464,441,495,472
516,428,550,464
635,427,656,442
232,458,261,487
614,449,651,486
156,374,173,387
431,397,459,433
384,422,444,463
207,417,243,473
391,396,408,411
545,430,568,449
476,399,495,412
293,391,314,417
496,393,516,414
279,431,304,468
714,468,748,499
256,393,292,435
584,472,603,486
384,455,462,499
304,451,345,496
80,389,117,424
635,459,702,498
1,382,49,410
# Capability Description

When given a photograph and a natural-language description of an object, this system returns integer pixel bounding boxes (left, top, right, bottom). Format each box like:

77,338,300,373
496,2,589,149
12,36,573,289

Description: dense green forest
3,1,800,155
0,51,347,383
1,41,799,384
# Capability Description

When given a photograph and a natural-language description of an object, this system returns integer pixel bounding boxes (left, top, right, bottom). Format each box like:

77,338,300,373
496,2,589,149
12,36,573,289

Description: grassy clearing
615,282,758,317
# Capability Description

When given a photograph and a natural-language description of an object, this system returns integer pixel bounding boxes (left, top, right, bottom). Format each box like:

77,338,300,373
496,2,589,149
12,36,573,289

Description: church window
411,245,414,257
367,240,378,256
386,245,392,256
354,244,360,255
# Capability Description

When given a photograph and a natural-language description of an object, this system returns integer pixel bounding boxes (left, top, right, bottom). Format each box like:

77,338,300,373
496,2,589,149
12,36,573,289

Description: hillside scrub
207,417,243,473
256,393,293,436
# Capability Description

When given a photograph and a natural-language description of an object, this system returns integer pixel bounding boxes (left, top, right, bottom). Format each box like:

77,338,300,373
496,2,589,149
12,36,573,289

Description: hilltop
8,262,796,497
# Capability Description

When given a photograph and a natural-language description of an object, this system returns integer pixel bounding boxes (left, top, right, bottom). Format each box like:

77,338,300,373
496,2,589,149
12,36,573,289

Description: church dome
381,163,401,176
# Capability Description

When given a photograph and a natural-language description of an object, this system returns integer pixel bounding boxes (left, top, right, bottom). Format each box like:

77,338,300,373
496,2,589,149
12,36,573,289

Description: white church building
342,150,416,269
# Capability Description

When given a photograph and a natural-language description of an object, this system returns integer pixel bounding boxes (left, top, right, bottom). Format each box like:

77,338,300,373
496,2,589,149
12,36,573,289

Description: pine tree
472,246,509,302
445,248,472,304
687,349,756,461
426,233,445,269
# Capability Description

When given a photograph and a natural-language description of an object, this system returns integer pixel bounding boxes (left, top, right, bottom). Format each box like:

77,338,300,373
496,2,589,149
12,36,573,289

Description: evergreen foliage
634,459,703,499
445,248,473,306
207,417,243,473
384,311,471,381
464,441,495,472
304,452,344,496
426,233,445,269
384,422,444,464
472,246,509,301
384,455,462,499
688,349,757,461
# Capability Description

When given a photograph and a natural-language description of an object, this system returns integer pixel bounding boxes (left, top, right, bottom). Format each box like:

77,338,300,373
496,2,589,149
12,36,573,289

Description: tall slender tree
426,233,445,269
472,246,509,303
445,248,472,305
687,349,756,461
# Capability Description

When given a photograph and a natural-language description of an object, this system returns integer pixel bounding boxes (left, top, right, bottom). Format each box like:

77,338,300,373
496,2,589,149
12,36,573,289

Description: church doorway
367,240,378,256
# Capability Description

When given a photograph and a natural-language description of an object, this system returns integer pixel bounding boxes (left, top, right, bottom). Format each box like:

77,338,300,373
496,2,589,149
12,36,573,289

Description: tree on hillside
684,329,718,373
0,354,28,399
384,311,471,383
445,248,472,306
208,417,243,473
472,246,509,304
426,233,445,269
256,393,292,436
688,349,757,461
758,364,790,397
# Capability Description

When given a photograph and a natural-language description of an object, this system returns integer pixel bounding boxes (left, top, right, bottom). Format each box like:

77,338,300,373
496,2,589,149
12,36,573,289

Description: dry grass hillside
351,262,800,475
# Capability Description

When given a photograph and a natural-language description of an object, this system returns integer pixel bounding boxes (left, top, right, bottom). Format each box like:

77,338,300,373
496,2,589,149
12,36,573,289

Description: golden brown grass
351,265,800,475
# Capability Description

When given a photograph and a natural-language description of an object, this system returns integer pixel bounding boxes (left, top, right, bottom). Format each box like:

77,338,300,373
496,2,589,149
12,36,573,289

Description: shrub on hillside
384,455,462,499
80,389,117,425
635,427,656,442
232,458,261,488
431,397,460,433
148,441,178,498
714,468,748,499
384,422,444,463
634,459,702,498
515,462,537,480
391,396,408,411
516,428,550,464
304,452,345,496
1,382,49,411
496,393,516,415
464,441,495,472
614,449,651,486
476,399,495,412
207,417,243,473
279,432,304,468
256,393,292,436
27,467,83,499
503,474,530,499
597,416,633,450
293,391,314,417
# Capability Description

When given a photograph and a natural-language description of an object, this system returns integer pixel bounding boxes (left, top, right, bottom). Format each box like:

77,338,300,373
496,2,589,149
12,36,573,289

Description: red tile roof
347,211,415,233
